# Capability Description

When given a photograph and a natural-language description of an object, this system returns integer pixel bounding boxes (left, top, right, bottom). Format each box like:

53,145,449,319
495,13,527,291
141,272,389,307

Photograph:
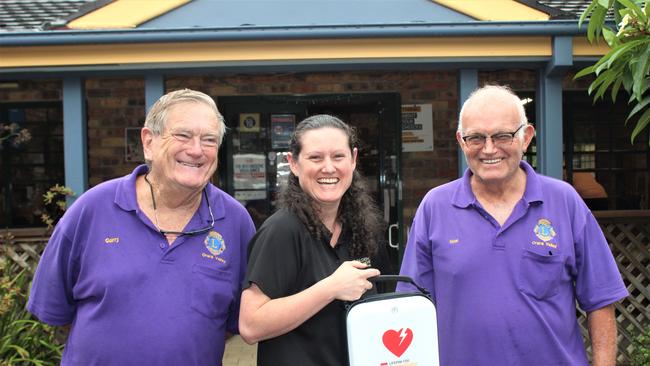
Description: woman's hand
323,261,381,301
239,260,380,344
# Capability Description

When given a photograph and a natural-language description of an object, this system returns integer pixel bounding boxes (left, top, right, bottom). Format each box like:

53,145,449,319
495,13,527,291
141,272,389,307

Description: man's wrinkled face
143,102,221,193
457,94,533,188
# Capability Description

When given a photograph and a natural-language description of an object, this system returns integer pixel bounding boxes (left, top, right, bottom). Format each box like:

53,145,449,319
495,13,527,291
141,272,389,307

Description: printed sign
402,104,433,152
233,154,266,189
239,113,260,132
271,114,295,149
234,190,267,201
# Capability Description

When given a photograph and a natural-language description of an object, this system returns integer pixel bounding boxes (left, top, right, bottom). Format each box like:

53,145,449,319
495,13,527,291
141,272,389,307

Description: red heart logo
382,328,413,357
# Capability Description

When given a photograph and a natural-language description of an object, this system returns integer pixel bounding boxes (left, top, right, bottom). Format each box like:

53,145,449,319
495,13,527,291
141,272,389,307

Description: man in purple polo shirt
28,89,256,365
397,85,628,365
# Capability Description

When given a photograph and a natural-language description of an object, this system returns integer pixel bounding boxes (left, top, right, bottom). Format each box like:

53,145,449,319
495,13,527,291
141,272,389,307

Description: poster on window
239,113,260,132
233,153,266,189
401,104,433,152
271,114,295,149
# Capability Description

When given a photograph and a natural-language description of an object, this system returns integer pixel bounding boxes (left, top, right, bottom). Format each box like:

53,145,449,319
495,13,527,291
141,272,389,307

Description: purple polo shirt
397,161,628,366
28,165,256,366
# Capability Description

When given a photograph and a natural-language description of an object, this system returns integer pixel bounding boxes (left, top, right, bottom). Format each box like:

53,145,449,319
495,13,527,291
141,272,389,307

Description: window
0,102,64,227
564,91,649,210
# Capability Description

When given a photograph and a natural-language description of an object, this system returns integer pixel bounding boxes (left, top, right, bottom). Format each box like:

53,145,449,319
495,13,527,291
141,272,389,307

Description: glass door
377,94,403,266
218,93,403,270
217,97,306,228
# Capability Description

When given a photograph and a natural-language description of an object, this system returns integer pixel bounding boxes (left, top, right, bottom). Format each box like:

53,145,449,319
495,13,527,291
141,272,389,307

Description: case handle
368,275,429,295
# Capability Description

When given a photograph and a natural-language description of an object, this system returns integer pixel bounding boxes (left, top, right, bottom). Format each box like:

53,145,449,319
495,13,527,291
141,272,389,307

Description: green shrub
40,184,73,230
0,258,63,365
630,326,650,366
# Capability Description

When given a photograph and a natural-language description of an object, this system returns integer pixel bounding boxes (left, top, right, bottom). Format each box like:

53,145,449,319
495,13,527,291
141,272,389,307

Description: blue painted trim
63,77,88,205
0,21,587,47
536,36,569,179
546,36,573,76
145,74,164,112
458,69,477,177
536,71,563,179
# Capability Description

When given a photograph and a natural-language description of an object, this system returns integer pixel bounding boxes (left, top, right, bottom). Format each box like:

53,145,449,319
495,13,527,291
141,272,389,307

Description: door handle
388,223,399,249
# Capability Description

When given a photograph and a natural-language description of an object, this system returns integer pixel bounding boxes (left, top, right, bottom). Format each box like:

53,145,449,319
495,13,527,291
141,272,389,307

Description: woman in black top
239,114,385,365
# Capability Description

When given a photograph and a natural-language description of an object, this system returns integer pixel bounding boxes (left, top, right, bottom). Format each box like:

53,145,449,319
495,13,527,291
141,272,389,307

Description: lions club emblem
534,219,556,242
204,231,226,256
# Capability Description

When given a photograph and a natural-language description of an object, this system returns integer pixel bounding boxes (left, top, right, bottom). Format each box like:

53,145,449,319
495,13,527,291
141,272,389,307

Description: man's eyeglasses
144,174,215,237
168,129,220,148
461,124,526,150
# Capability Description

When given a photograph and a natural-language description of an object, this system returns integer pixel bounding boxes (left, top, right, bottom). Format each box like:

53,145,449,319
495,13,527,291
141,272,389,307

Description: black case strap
368,275,430,295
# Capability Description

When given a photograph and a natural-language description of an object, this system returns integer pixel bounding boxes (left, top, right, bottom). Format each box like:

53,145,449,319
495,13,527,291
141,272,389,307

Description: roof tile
0,0,97,32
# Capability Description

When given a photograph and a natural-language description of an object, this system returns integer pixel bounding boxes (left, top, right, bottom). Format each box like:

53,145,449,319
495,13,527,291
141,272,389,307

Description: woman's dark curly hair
279,114,384,258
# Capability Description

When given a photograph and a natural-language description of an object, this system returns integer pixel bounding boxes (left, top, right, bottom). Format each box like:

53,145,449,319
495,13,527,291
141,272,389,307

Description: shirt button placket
493,232,506,250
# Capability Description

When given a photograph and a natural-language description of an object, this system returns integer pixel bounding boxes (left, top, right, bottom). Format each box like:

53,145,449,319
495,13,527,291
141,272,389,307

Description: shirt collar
451,160,544,208
115,164,148,212
520,160,544,206
114,164,227,222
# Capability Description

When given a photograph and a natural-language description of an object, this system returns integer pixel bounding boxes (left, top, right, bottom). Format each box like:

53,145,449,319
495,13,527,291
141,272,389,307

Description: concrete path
223,335,257,366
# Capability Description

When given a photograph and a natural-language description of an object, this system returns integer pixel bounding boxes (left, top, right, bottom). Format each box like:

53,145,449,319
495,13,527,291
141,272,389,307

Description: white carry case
346,275,439,366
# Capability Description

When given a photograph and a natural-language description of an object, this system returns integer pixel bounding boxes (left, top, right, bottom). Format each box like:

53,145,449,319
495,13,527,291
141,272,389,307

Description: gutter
0,20,593,47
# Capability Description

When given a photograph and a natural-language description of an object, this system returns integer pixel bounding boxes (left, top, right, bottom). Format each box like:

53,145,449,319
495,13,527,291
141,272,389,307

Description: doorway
217,93,403,270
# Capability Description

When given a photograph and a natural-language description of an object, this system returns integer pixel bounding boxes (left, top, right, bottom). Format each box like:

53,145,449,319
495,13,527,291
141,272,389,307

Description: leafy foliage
630,326,650,366
0,183,72,365
576,0,650,145
0,255,63,365
40,185,73,230
0,124,31,150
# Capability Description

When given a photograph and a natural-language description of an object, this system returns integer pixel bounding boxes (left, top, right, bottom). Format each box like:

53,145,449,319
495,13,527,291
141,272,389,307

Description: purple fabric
397,161,628,366
28,165,256,366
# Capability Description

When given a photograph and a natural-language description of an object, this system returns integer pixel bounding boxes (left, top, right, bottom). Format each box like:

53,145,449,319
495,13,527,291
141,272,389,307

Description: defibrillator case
346,275,439,366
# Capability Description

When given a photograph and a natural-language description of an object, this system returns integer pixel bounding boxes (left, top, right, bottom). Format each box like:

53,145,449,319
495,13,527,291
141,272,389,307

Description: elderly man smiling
28,89,256,365
398,85,628,366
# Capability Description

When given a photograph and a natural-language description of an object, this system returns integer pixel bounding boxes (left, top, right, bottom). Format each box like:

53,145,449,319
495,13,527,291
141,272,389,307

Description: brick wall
0,78,147,189
167,71,459,225
85,77,145,186
480,69,537,91
4,68,642,230
82,70,630,229
82,72,460,225
0,79,61,101
0,71,581,225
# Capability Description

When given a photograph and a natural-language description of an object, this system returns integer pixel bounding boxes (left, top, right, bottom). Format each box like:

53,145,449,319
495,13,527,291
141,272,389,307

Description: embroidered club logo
382,328,413,357
204,231,226,256
534,219,556,242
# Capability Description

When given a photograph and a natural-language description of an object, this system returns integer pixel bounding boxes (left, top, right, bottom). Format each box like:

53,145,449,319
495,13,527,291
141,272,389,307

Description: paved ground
223,335,257,366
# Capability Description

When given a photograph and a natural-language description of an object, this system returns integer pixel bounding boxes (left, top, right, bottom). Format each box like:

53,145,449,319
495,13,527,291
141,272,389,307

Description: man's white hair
144,88,226,147
457,84,528,136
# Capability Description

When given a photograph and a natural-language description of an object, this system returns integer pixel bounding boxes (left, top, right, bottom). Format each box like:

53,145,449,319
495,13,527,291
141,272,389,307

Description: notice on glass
271,114,295,149
401,104,433,152
233,154,266,189
239,113,260,132
234,190,267,201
